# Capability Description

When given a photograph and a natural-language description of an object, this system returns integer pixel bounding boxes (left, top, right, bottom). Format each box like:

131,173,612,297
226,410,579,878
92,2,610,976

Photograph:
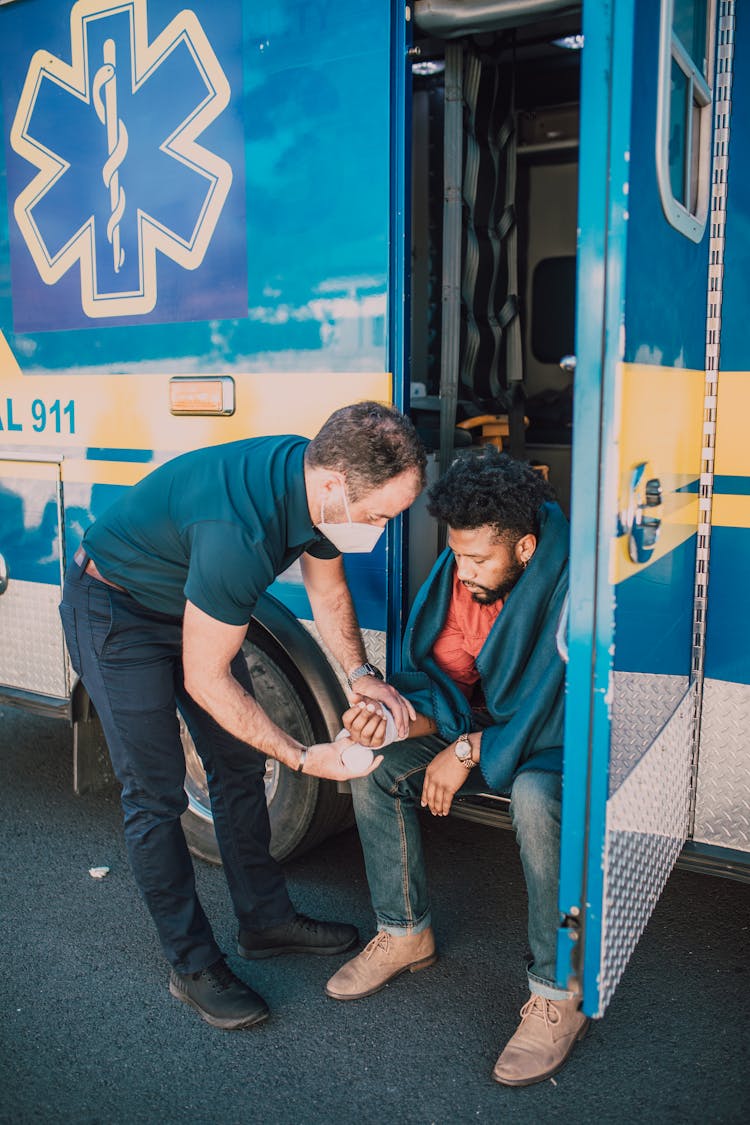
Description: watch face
350,663,382,683
455,738,471,760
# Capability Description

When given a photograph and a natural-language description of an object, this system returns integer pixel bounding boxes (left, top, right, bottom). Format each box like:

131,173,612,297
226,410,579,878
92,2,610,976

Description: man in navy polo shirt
59,402,425,1030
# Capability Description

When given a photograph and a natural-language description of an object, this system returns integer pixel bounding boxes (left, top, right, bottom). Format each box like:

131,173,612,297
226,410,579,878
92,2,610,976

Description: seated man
325,448,587,1087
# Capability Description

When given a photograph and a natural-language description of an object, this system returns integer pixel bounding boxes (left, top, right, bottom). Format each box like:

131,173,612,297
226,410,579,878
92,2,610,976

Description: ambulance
0,0,747,1017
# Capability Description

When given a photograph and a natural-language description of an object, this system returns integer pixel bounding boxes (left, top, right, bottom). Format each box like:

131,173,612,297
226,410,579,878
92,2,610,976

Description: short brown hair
306,401,427,499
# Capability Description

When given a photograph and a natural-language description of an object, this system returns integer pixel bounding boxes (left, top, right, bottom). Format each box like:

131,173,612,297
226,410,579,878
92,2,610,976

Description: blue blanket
392,501,569,791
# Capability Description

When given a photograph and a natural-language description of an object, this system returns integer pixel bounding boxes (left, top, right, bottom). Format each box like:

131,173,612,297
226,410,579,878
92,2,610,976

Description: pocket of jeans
87,586,114,657
58,602,82,675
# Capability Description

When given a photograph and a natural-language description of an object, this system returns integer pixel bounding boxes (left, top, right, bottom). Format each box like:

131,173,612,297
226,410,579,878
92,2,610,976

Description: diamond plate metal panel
693,678,750,852
598,689,694,1015
0,578,69,697
302,621,386,693
610,671,689,794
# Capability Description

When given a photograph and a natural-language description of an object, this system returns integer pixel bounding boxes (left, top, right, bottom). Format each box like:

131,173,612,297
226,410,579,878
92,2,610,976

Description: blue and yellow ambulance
0,0,747,1018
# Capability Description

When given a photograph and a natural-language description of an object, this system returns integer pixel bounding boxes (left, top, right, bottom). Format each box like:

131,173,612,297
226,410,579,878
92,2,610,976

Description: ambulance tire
180,625,354,865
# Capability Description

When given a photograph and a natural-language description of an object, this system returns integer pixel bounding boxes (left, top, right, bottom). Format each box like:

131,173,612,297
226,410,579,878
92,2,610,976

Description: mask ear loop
340,481,353,525
319,481,352,529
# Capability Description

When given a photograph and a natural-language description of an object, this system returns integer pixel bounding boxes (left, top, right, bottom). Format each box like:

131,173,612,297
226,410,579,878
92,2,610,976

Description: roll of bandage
340,744,375,772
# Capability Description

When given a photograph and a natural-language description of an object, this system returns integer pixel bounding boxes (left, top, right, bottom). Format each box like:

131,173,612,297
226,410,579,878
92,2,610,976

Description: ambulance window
656,0,714,242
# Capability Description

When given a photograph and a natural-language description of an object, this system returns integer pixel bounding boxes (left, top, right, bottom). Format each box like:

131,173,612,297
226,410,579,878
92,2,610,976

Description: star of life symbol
10,0,233,318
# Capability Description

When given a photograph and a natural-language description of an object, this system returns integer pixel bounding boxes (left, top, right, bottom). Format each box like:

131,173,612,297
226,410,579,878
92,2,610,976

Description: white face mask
317,485,385,554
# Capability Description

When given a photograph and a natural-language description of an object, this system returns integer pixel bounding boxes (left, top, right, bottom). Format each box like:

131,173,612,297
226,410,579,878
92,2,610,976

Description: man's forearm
308,584,368,678
185,669,305,769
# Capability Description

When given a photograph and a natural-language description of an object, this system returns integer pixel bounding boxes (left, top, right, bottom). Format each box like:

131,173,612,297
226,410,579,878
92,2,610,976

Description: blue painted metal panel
704,524,750,685
269,541,388,634
623,0,710,369
718,1,750,372
0,476,60,583
613,537,696,674
86,447,154,462
241,0,390,372
1,0,394,637
0,0,391,375
2,0,247,331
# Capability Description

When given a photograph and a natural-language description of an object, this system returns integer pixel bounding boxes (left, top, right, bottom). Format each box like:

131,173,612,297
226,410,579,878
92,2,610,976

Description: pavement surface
1,704,749,1125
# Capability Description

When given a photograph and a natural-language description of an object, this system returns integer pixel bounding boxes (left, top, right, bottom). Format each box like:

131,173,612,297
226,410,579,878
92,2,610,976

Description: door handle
618,462,662,563
559,354,577,374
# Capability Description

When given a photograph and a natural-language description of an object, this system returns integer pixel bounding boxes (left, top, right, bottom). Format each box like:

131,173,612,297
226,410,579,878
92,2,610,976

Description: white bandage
337,702,401,749
339,744,375,772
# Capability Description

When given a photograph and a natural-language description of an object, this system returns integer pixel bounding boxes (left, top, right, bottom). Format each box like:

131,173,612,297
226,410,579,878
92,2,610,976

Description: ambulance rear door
558,0,722,1016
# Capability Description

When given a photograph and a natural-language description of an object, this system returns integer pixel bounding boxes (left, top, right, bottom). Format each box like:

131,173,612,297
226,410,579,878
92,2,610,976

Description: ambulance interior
407,5,582,598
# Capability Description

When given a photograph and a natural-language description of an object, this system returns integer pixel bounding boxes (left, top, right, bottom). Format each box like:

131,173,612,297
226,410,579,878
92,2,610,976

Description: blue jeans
350,736,571,1000
59,553,295,973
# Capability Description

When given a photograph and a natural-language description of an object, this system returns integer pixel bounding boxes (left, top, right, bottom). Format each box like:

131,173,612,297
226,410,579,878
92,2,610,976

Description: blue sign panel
1,0,246,331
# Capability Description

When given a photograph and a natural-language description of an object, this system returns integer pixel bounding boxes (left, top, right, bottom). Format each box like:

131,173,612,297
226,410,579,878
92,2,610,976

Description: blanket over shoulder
391,501,569,791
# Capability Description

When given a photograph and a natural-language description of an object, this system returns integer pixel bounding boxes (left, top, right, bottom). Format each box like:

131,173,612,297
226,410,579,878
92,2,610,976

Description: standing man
59,402,425,1031
326,448,587,1086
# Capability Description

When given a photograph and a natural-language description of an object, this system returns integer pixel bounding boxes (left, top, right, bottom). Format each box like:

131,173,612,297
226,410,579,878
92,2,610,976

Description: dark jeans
59,553,295,973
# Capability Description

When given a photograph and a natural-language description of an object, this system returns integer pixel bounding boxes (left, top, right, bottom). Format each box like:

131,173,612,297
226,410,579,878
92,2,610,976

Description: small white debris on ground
88,866,110,879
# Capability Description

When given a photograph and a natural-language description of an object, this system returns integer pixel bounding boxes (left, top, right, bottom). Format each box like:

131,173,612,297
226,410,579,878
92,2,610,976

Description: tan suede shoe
492,993,589,1087
325,928,437,1000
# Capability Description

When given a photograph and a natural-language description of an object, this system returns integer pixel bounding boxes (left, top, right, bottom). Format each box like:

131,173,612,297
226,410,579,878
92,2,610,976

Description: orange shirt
431,569,503,700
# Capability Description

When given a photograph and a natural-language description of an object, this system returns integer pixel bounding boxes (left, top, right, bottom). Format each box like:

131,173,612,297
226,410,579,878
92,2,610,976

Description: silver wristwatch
347,662,384,689
454,734,475,770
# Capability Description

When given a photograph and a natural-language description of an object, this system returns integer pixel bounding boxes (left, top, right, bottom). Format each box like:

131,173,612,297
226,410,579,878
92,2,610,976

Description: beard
464,557,525,605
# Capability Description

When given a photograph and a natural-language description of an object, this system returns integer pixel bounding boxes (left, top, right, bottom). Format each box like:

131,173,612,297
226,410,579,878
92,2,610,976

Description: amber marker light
169,376,235,416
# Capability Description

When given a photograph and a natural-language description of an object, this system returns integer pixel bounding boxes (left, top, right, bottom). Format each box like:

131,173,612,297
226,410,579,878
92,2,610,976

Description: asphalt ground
1,704,748,1125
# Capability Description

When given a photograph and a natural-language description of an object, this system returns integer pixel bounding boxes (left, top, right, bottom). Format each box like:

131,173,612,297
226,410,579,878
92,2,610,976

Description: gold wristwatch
454,734,476,770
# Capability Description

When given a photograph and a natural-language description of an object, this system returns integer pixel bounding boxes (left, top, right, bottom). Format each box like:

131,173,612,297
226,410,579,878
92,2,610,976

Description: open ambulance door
558,0,720,1017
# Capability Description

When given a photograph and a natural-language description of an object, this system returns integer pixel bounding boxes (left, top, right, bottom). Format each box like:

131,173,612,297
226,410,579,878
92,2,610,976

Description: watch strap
347,662,384,689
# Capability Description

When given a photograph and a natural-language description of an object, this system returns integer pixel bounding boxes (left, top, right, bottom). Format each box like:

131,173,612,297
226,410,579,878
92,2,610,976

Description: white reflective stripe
555,589,570,664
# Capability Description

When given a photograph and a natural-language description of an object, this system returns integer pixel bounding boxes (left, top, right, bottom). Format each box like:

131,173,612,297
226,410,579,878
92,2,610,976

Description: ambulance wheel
180,627,354,865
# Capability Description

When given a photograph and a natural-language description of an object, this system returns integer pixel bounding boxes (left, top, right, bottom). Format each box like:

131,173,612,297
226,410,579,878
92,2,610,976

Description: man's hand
342,702,438,748
420,745,470,816
342,701,388,747
301,738,383,781
349,676,416,738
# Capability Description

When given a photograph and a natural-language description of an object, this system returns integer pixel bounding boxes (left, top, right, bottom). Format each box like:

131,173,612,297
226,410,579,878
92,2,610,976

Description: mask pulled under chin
317,488,385,554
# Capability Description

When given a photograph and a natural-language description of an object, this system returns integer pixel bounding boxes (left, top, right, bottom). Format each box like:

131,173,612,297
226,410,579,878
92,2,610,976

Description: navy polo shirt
83,436,339,624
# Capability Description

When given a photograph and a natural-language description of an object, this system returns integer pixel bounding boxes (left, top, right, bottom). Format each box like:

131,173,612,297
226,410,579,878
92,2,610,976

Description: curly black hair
426,448,556,542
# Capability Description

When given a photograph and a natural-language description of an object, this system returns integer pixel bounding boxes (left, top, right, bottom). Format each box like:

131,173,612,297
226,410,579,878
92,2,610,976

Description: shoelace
362,932,390,959
519,994,561,1029
201,959,237,993
293,913,323,933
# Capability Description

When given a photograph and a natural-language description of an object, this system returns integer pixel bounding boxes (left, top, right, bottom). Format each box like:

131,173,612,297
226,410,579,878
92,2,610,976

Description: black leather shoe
168,957,269,1030
237,913,359,959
